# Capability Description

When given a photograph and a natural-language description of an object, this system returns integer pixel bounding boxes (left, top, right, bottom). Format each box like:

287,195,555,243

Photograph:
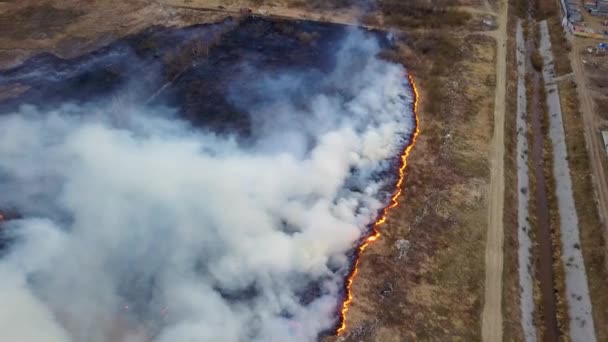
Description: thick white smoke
0,30,415,341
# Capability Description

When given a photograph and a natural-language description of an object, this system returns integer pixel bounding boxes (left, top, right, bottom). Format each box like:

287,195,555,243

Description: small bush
591,77,608,89
512,0,528,17
287,0,306,8
531,51,544,72
361,13,380,26
594,98,608,120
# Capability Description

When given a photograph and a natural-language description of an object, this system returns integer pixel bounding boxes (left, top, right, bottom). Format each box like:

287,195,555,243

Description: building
586,0,608,16
563,0,583,22
585,0,598,10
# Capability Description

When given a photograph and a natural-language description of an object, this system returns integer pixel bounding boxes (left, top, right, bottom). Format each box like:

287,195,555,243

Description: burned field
0,16,417,342
2,18,359,128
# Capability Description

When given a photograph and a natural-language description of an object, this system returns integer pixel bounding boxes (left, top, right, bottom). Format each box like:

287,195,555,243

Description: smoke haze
0,28,415,342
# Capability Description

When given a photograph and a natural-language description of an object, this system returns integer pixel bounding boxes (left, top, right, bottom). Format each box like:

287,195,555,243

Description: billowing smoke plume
0,29,414,341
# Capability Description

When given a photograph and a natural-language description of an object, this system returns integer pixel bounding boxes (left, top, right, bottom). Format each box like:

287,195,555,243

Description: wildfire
336,74,420,335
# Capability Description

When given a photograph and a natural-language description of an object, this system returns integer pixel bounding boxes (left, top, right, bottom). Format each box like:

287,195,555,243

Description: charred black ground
0,17,391,135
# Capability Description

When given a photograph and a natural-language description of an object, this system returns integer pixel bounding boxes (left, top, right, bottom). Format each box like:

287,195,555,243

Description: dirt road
481,0,508,340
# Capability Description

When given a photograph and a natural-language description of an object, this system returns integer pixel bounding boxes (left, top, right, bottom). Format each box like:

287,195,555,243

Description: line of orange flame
335,74,420,336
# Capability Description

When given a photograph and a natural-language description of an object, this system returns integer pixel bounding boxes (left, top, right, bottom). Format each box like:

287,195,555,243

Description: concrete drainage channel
515,19,536,342
525,18,560,341
539,19,597,342
514,17,597,341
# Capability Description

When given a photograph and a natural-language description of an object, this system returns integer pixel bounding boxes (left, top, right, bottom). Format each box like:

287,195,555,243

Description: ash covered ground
0,17,416,342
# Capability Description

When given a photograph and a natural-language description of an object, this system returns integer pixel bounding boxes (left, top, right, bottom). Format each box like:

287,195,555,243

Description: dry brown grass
379,30,466,119
377,0,472,29
287,0,365,10
501,4,524,341
531,51,544,72
547,16,572,76
511,0,527,18
539,78,570,340
0,0,502,340
559,79,608,342
525,70,543,340
593,97,608,120
0,1,232,69
0,3,83,40
338,22,496,341
533,0,558,19
360,13,380,27
590,76,608,89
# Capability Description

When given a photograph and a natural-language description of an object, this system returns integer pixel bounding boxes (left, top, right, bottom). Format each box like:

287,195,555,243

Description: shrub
531,51,544,72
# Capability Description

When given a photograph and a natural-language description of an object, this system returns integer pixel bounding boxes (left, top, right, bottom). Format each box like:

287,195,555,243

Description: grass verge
501,4,525,340
558,79,608,341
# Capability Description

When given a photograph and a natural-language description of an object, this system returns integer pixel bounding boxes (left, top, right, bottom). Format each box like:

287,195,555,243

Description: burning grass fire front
336,74,420,336
0,16,418,341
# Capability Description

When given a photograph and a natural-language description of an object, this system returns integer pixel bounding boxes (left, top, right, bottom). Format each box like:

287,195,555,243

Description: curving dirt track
481,0,508,341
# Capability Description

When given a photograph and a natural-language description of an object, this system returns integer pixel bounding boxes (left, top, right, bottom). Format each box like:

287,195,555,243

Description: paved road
481,0,508,340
